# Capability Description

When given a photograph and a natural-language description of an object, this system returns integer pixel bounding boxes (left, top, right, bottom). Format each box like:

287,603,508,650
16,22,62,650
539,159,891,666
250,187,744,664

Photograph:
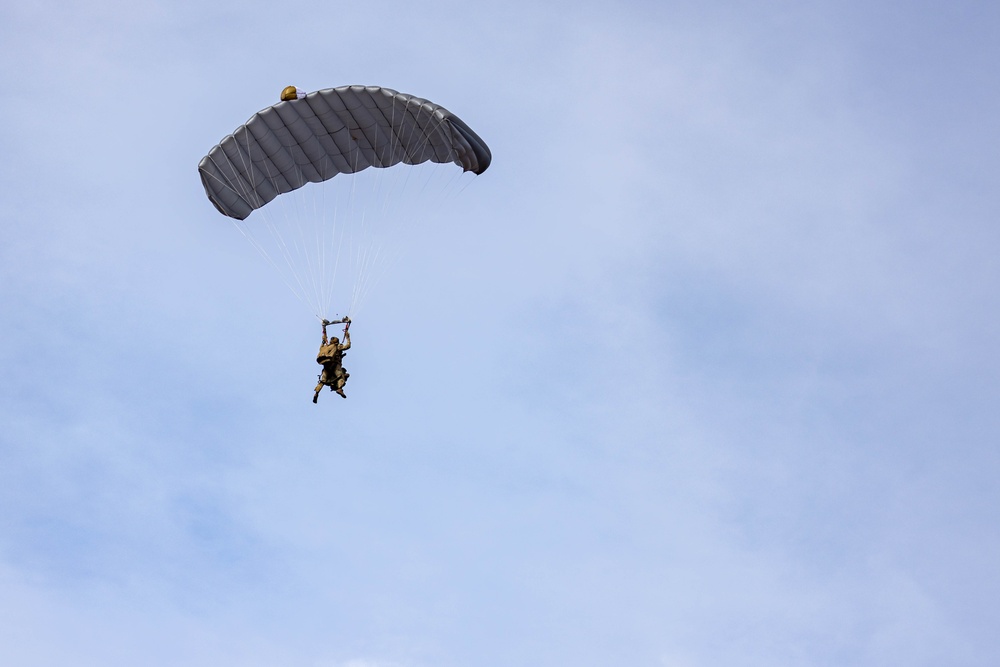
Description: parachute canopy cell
198,85,492,220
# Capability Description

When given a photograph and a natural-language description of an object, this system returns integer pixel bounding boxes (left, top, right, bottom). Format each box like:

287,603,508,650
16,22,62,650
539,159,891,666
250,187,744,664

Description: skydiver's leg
329,367,346,397
314,369,333,402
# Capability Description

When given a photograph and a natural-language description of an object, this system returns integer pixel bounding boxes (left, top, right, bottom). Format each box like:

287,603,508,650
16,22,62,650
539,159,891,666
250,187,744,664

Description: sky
2,1,999,665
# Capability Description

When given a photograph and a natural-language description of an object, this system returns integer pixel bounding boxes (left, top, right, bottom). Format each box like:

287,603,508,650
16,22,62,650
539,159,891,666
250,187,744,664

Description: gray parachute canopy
198,85,492,220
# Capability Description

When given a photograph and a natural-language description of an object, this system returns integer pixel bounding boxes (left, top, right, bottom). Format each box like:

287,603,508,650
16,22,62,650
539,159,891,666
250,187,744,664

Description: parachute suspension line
291,163,326,315
201,87,491,323
338,97,481,317
316,156,340,317
303,166,322,314
315,157,332,318
352,94,412,318
330,168,350,318
347,97,400,315
227,125,327,317
254,202,317,314
253,160,322,315
223,128,316,313
230,219,303,307
352,122,397,316
319,155,340,318
381,131,477,264
348,96,416,316
321,154,348,320
347,135,379,318
350,167,402,317
299,155,350,321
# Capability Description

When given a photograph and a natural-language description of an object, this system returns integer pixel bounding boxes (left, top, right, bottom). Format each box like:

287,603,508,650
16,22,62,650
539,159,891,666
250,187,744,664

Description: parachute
198,85,491,318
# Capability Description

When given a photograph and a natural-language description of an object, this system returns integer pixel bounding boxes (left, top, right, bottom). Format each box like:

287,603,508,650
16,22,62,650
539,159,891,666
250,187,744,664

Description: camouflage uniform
313,329,351,402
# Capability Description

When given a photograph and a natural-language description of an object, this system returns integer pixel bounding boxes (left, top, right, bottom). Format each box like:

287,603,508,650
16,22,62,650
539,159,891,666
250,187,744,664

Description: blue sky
2,1,999,665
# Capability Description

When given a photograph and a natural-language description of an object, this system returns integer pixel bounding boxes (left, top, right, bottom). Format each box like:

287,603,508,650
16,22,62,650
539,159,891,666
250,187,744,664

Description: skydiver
313,318,351,403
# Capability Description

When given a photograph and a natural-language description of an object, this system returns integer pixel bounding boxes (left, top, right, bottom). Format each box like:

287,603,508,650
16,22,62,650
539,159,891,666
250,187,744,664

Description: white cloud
2,1,999,666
